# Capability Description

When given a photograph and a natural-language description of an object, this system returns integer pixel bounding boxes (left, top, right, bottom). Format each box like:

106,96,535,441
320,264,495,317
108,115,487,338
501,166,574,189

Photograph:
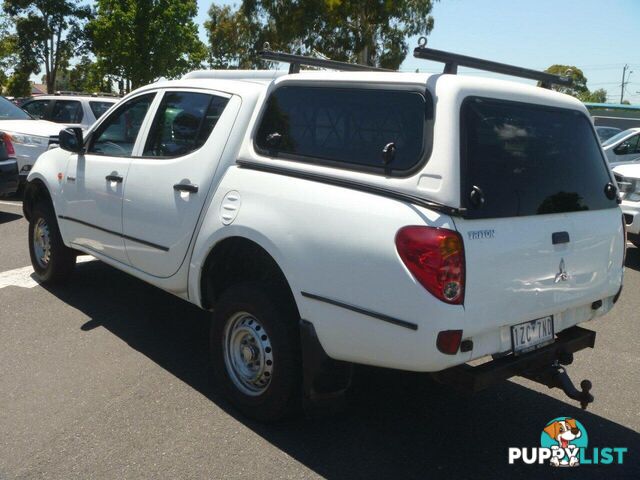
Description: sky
195,0,640,104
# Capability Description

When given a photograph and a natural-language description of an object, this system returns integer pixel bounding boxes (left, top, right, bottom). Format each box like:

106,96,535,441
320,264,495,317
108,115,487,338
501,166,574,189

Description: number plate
511,316,554,355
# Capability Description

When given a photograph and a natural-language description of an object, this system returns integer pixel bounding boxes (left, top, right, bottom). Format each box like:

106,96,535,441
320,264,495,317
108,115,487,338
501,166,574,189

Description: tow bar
433,326,596,409
521,357,594,409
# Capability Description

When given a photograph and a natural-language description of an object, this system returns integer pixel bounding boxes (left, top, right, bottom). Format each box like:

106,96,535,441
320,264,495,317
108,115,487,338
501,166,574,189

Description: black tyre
210,282,301,422
28,202,76,284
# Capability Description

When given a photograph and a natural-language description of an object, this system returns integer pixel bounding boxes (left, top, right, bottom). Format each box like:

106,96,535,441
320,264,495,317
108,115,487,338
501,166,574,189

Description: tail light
395,226,465,304
2,133,15,157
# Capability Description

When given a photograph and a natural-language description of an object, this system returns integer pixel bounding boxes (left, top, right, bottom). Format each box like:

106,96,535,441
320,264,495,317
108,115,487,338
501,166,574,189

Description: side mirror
59,127,84,153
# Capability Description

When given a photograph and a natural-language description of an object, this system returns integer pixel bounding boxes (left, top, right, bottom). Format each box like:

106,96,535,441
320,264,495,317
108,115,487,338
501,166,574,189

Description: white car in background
602,127,640,165
613,163,640,248
0,96,62,184
20,94,118,132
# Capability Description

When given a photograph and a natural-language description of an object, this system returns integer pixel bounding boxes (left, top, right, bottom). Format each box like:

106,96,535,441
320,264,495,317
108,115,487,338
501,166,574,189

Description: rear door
455,97,623,338
121,89,238,277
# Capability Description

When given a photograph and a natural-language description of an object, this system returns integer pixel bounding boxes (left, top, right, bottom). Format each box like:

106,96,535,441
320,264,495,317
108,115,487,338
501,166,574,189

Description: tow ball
522,353,594,409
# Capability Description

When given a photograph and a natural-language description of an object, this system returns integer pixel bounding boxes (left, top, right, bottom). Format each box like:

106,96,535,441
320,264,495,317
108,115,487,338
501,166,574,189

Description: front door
60,93,156,264
122,89,238,277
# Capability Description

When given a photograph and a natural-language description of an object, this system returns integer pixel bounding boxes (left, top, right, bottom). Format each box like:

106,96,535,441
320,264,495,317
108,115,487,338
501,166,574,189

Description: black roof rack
259,49,393,74
412,38,572,89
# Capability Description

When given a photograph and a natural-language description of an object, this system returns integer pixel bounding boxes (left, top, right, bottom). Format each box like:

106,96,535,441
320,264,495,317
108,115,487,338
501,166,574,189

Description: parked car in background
21,94,119,132
602,127,640,165
0,96,61,184
613,163,640,248
0,131,19,197
595,125,621,143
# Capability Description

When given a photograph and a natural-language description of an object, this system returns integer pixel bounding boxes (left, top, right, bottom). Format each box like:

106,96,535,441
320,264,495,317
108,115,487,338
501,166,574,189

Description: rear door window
461,97,617,218
22,99,50,119
51,100,84,124
89,101,115,119
255,86,431,175
142,91,229,158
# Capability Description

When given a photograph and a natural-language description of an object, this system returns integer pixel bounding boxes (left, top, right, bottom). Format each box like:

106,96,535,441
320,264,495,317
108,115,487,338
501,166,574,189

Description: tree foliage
542,64,588,97
542,64,609,104
204,4,256,69
88,0,207,89
56,56,114,93
3,0,90,93
206,0,438,70
578,88,607,103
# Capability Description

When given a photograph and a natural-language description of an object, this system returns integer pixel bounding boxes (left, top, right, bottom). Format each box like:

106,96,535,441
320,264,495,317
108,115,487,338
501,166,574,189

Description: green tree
205,4,256,69
88,0,207,89
541,64,588,97
206,0,438,70
3,0,90,93
0,13,17,76
5,69,30,96
578,88,607,103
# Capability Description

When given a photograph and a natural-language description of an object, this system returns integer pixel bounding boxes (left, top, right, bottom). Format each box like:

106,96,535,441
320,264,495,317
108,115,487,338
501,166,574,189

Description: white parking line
0,257,96,290
0,200,22,207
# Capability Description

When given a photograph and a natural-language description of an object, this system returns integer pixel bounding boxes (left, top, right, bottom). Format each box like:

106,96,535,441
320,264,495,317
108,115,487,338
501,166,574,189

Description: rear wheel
28,203,76,284
210,282,301,422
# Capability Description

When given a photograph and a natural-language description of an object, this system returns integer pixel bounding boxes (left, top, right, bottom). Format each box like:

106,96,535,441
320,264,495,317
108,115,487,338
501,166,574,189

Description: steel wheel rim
222,311,274,396
33,217,52,269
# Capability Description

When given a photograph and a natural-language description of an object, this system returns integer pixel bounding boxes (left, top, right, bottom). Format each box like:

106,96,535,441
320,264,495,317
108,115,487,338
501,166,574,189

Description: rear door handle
173,183,199,193
105,174,123,183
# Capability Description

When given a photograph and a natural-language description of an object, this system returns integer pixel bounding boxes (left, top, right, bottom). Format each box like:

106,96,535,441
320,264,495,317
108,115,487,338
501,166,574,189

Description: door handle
173,183,199,193
105,174,123,183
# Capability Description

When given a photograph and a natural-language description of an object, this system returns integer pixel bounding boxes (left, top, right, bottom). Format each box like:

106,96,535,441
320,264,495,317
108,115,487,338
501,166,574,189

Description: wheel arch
199,235,300,317
22,177,54,222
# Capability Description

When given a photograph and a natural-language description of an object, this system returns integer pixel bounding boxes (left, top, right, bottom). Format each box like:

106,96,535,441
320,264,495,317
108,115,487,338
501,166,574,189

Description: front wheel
28,203,76,284
210,282,301,422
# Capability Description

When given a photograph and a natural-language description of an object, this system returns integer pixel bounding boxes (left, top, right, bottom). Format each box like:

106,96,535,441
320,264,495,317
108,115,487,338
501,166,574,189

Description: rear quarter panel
190,166,470,372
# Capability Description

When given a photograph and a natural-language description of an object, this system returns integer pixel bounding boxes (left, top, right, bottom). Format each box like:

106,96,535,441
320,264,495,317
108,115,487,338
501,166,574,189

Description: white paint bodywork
28,70,625,372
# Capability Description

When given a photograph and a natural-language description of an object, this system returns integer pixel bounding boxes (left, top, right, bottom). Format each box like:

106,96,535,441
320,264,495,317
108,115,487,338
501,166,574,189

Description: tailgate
454,209,624,337
456,96,624,338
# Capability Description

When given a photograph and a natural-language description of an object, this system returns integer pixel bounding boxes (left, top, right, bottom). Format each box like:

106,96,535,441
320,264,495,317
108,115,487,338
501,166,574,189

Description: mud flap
299,319,353,414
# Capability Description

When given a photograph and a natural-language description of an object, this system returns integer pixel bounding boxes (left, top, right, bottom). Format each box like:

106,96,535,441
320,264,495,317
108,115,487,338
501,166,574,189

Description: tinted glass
88,94,155,156
596,127,621,143
461,97,616,218
22,100,50,119
143,92,228,158
602,129,635,147
0,96,32,120
613,134,640,155
255,86,429,173
89,101,115,119
51,100,83,123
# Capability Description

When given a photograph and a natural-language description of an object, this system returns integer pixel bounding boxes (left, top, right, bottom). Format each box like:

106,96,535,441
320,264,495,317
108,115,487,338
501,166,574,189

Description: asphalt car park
0,199,638,479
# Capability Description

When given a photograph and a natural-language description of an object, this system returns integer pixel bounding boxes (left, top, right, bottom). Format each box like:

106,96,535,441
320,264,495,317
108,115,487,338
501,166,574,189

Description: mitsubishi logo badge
555,258,569,283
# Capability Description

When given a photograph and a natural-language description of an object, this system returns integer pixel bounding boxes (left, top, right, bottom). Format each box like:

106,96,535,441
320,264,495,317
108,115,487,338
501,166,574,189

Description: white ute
22,47,625,421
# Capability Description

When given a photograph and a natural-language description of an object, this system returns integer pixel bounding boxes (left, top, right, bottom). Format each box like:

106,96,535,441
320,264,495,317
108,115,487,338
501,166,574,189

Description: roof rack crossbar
413,46,572,88
258,50,393,73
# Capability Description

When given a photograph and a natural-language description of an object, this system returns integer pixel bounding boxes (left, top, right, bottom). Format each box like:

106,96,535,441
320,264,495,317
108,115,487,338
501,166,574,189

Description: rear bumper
0,159,19,196
432,326,595,392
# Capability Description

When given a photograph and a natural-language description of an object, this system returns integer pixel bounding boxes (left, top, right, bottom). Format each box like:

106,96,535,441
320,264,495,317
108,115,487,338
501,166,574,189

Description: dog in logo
543,418,582,466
